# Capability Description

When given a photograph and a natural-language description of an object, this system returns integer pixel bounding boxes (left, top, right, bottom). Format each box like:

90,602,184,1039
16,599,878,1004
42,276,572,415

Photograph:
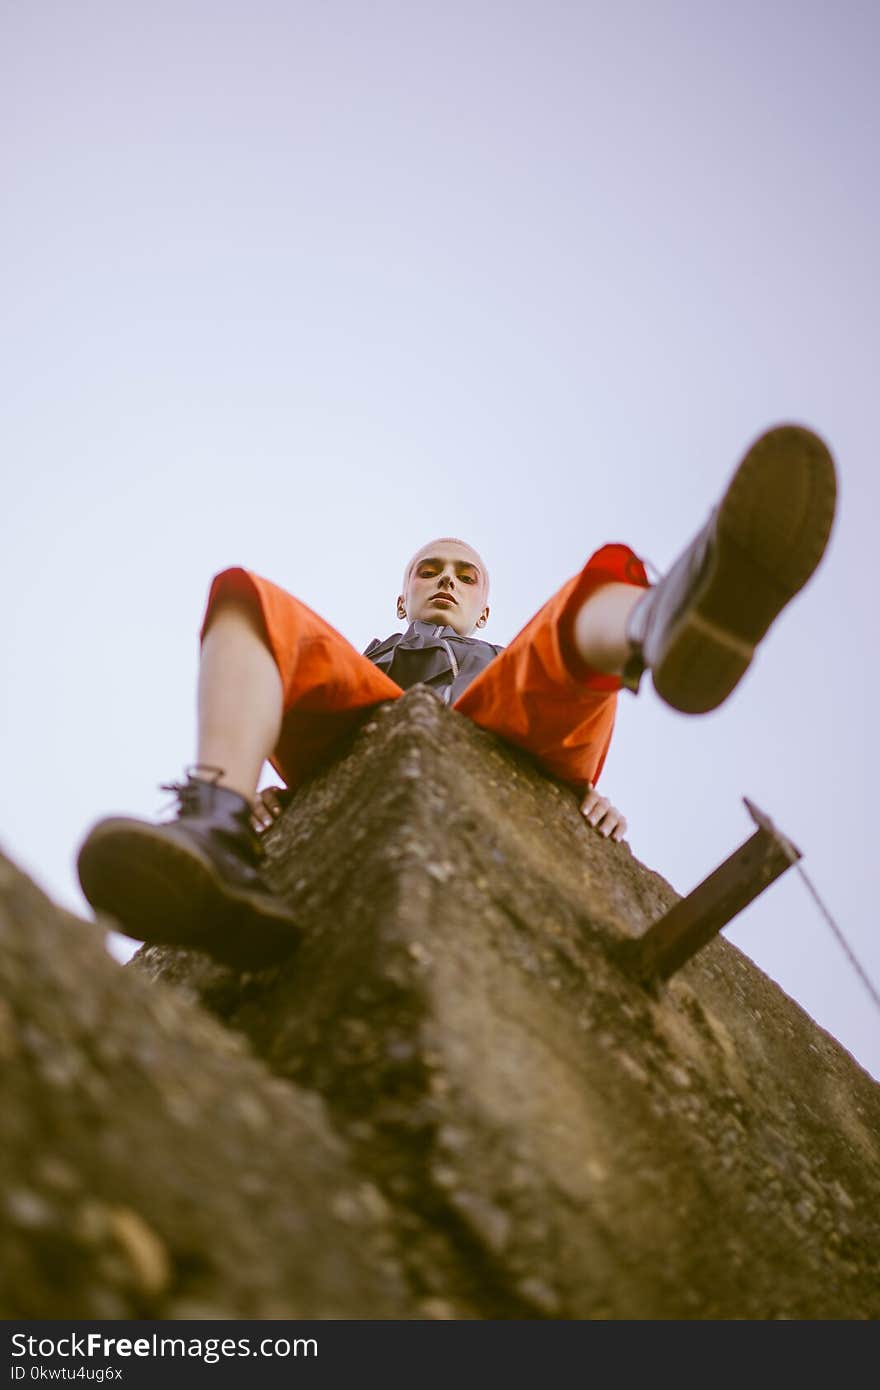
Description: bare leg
572,583,644,676
77,594,298,969
197,598,283,804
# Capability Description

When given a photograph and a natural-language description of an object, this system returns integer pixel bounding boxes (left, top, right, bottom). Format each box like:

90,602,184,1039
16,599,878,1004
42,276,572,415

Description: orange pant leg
452,544,649,790
200,568,403,790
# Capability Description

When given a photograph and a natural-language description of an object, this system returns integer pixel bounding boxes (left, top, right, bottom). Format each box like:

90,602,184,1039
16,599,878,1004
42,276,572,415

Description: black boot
622,424,837,714
77,768,300,969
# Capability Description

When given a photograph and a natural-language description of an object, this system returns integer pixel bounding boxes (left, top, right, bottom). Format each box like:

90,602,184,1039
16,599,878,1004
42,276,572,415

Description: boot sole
77,818,299,969
652,424,837,714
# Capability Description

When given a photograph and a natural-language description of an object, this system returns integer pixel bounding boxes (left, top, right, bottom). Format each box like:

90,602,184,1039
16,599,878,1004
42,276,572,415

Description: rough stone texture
0,854,407,1319
4,686,879,1318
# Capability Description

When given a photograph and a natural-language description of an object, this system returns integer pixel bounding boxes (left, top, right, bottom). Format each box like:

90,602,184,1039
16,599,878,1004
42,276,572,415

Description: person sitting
76,423,837,969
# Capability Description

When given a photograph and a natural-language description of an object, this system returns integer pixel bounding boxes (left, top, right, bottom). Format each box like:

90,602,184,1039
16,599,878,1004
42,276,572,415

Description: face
398,540,490,637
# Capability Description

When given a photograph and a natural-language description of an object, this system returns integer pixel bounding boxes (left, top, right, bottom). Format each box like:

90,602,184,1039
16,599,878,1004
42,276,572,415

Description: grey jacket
363,620,505,705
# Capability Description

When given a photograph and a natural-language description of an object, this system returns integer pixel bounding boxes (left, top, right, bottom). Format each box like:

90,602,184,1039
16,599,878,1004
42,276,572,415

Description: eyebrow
415,556,481,577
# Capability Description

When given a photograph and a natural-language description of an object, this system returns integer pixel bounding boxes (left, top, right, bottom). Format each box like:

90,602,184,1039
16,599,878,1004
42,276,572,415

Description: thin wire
793,861,880,1015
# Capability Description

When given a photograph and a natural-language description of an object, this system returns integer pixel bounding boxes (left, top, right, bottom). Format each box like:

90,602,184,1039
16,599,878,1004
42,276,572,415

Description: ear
396,595,407,619
476,605,489,629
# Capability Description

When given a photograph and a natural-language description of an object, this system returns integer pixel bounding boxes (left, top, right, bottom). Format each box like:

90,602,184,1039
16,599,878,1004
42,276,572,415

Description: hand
579,782,627,842
250,784,289,835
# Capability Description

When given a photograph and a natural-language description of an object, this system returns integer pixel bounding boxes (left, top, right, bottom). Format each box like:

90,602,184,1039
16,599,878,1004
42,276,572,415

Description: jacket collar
406,619,462,640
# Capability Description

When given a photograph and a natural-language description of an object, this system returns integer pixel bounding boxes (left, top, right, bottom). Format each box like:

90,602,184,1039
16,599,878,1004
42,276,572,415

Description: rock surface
4,686,879,1318
0,856,406,1318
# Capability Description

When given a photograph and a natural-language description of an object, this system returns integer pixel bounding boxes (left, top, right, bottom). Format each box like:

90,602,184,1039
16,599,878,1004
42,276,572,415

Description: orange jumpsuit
199,544,649,795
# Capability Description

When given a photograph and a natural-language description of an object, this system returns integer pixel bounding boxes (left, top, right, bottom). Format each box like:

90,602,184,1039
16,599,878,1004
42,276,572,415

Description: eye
460,573,476,584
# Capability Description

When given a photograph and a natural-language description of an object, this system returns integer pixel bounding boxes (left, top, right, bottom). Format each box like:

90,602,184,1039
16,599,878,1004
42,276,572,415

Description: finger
586,804,626,839
597,809,620,838
583,796,610,827
254,787,286,826
251,795,275,833
268,785,290,814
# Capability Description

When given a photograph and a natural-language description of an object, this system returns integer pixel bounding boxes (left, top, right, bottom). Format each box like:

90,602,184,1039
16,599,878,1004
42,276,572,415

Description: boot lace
157,764,226,817
155,768,267,861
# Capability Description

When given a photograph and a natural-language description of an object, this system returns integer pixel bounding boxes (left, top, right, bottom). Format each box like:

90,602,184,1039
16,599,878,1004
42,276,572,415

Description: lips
430,592,457,605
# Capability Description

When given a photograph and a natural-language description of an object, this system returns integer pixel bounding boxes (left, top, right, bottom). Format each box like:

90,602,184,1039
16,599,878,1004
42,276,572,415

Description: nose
437,569,454,589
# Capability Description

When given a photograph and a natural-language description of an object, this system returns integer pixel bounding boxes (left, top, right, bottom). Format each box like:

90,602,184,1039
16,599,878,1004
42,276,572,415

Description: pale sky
3,1,878,1080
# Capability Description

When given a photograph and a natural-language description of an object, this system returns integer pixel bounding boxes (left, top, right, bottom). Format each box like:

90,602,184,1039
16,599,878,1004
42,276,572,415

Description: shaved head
402,537,489,597
398,537,491,636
